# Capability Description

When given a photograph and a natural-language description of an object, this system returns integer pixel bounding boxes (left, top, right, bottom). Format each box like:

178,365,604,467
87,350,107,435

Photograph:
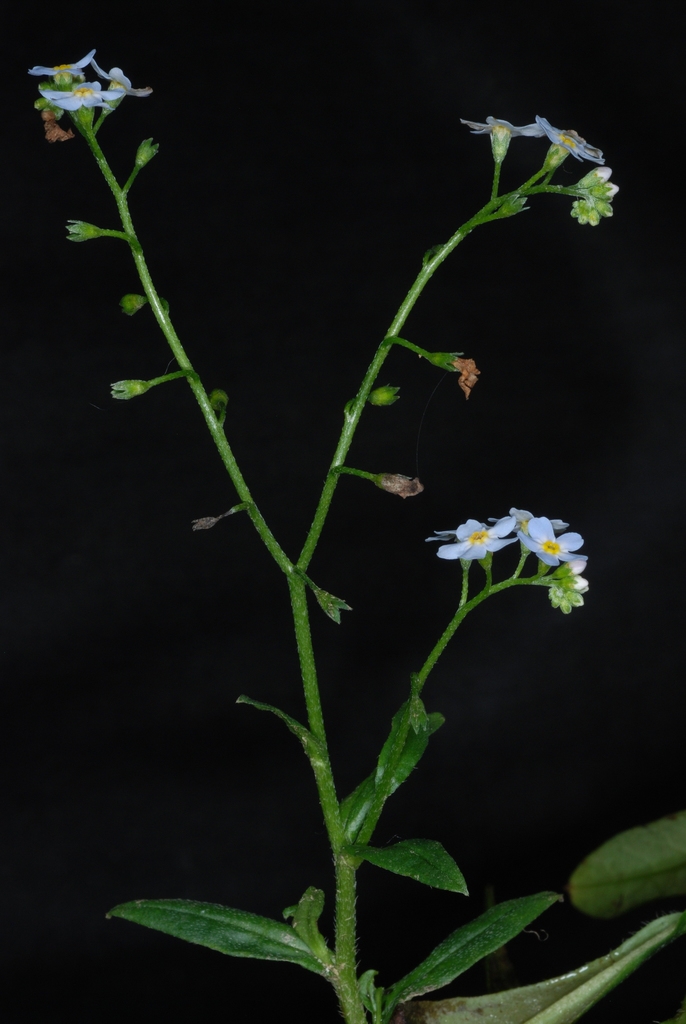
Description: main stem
85,127,366,1021
82,123,555,1022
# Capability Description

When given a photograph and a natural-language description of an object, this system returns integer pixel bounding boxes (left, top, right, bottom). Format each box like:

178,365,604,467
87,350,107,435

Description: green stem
288,578,366,1023
80,124,294,580
416,562,547,690
337,466,380,484
491,161,502,200
296,199,509,573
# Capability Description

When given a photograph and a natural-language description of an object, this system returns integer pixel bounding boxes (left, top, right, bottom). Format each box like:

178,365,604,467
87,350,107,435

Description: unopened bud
369,385,400,406
210,389,228,423
110,379,150,400
135,137,159,168
376,474,424,498
120,293,148,315
66,220,103,242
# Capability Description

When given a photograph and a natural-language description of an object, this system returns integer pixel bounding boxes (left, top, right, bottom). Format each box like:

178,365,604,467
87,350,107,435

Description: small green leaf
236,695,326,762
359,969,382,1015
568,810,686,918
383,892,560,1017
340,706,444,842
107,899,327,974
282,887,332,963
347,839,467,894
394,912,686,1023
313,586,352,624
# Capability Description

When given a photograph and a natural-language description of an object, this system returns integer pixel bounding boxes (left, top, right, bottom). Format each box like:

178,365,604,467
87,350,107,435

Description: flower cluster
570,166,619,226
29,49,151,111
461,114,604,165
427,511,588,612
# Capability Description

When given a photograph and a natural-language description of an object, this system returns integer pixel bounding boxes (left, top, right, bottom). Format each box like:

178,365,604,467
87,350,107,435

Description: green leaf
313,586,352,623
383,892,560,1018
393,911,686,1023
568,810,686,918
340,706,444,842
347,839,467,894
107,899,327,974
282,887,332,963
236,694,326,762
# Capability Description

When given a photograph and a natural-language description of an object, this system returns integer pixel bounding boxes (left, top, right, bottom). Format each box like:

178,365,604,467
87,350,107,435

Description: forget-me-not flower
29,49,96,78
38,81,125,111
427,516,517,560
90,57,152,97
490,508,569,533
518,516,585,566
535,116,604,164
460,117,545,138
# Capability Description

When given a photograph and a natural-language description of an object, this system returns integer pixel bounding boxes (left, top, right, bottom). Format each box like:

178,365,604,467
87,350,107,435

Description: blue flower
28,49,96,77
90,57,152,97
517,516,585,566
491,508,569,533
534,116,604,164
427,516,517,560
460,117,545,138
38,81,125,111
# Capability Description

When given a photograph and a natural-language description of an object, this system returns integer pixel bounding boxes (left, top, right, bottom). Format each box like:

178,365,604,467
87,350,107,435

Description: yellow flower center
53,64,75,71
541,539,562,556
559,133,576,149
469,530,489,545
73,88,95,99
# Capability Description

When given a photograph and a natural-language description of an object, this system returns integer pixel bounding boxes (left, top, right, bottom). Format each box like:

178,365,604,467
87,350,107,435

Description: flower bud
110,379,150,400
542,144,570,172
66,220,103,242
497,193,528,217
549,583,585,614
368,385,400,406
135,137,159,168
210,389,228,424
119,293,149,315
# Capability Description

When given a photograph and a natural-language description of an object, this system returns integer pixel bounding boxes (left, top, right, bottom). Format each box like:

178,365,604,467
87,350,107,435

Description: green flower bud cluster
571,167,618,226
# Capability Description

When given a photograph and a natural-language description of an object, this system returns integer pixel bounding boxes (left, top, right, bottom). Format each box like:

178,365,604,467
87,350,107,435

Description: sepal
135,137,159,167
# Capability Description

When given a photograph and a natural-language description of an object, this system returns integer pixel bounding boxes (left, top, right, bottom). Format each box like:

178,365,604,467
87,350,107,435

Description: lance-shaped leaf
282,887,332,963
392,911,686,1023
347,839,467,894
107,899,327,975
569,810,686,918
340,705,444,841
383,892,560,1017
236,695,326,763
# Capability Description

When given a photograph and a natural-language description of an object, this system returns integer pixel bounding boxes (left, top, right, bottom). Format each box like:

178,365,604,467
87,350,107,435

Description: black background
4,2,686,1020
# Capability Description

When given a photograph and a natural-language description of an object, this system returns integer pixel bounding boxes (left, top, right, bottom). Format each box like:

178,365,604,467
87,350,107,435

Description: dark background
4,2,685,1020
